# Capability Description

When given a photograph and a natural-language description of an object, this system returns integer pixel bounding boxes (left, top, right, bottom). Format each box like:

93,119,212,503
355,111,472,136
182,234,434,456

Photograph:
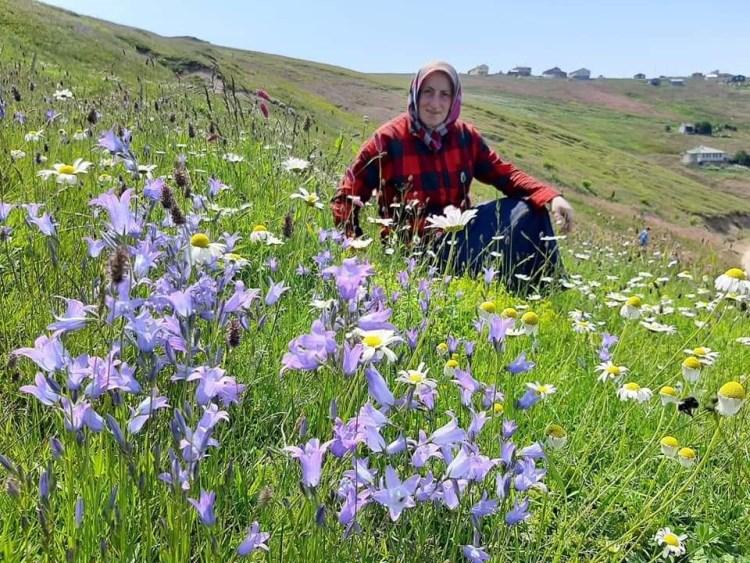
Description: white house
681,145,729,165
467,64,489,76
670,78,685,86
508,66,532,76
542,67,567,79
569,68,591,80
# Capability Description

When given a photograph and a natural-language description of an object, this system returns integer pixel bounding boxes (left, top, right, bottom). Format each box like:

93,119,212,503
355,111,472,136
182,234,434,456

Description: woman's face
418,71,453,129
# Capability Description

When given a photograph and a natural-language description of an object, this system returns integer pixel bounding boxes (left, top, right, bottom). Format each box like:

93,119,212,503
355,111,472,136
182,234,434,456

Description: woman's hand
550,196,574,233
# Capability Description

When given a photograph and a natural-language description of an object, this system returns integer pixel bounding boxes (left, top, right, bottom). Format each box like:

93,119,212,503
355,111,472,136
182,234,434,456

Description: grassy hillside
2,0,750,255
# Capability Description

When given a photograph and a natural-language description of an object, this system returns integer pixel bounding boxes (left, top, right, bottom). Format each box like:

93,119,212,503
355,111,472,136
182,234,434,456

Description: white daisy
355,329,403,364
617,382,652,403
222,152,244,163
37,158,92,185
660,436,679,457
397,362,437,390
654,527,687,558
425,205,477,233
282,157,310,172
681,356,702,383
619,295,643,319
24,129,44,143
716,381,745,417
676,447,697,468
53,88,74,100
545,424,568,450
249,224,283,245
640,320,676,334
595,361,628,384
714,268,750,295
344,237,373,250
10,149,26,161
683,346,718,366
520,311,539,336
658,386,680,406
189,233,225,265
290,187,324,209
526,382,557,399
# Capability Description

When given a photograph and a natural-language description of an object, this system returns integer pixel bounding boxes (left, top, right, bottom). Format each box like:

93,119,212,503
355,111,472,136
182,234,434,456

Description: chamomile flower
290,187,324,209
639,320,676,334
617,382,652,403
596,361,628,384
425,205,477,233
676,447,697,467
189,233,225,265
681,356,702,384
520,311,539,336
443,356,460,378
658,386,680,406
683,346,718,366
545,424,568,450
478,301,496,320
223,253,249,268
355,329,402,364
714,267,750,295
249,224,283,245
25,129,44,143
619,295,643,319
397,363,436,390
37,158,92,185
492,402,504,416
660,436,679,457
526,382,556,399
344,237,373,250
572,318,597,333
282,157,310,172
716,381,745,417
654,527,687,558
436,342,449,357
53,88,74,100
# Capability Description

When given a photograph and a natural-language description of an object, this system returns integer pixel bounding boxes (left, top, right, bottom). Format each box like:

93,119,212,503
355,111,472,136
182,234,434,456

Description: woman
331,61,573,286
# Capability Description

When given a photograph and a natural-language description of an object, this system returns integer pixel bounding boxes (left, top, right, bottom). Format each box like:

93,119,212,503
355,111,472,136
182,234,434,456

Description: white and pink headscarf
407,61,463,152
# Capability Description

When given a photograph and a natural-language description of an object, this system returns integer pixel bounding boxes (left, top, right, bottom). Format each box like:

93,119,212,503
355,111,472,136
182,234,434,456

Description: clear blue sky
42,0,749,77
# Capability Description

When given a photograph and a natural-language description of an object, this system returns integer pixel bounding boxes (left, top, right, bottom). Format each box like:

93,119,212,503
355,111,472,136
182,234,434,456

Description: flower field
1,58,749,562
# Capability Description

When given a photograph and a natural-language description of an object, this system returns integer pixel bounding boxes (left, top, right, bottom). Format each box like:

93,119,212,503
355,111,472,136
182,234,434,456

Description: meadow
2,5,750,563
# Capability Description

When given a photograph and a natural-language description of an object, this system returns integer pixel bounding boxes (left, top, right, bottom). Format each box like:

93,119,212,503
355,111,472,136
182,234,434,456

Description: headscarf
407,61,463,152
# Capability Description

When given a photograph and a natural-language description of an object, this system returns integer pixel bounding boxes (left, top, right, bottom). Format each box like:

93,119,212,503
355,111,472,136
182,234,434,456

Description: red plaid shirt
331,113,560,236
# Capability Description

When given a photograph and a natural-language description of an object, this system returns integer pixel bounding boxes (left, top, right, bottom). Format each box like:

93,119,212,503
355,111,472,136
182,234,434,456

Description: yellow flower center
407,372,426,384
190,233,210,248
252,224,267,233
224,252,243,261
479,301,496,314
304,193,319,203
692,347,707,356
660,436,679,447
719,381,745,400
445,359,459,369
663,533,680,547
493,402,504,415
623,382,641,392
362,335,383,348
437,343,449,353
626,296,642,307
659,386,677,397
725,267,747,280
59,164,75,175
521,311,539,325
682,356,701,370
546,424,566,438
678,447,696,459
606,366,622,376
502,307,518,318
536,384,552,395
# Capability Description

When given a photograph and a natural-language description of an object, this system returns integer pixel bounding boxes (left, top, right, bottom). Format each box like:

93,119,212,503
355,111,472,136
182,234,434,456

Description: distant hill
3,0,750,258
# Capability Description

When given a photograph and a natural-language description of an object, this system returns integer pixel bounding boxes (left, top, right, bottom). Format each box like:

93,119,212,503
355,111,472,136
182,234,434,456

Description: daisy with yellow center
396,362,436,390
223,252,249,268
249,224,283,245
521,311,539,336
492,402,504,415
714,267,750,295
683,346,719,366
595,361,628,384
716,381,745,417
501,307,518,319
654,527,687,558
572,318,597,333
436,342,449,357
681,356,702,383
478,301,496,320
660,436,679,457
189,233,226,265
676,447,697,467
658,386,680,406
37,158,92,185
527,381,556,399
545,424,568,450
620,295,643,320
617,382,653,403
355,328,402,364
290,186,324,209
443,357,460,378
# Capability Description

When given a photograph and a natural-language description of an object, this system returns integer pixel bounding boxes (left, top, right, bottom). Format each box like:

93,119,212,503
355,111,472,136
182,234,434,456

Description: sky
42,0,749,78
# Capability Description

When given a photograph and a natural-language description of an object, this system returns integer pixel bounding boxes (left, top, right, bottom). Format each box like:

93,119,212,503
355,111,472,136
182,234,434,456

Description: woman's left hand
550,196,575,233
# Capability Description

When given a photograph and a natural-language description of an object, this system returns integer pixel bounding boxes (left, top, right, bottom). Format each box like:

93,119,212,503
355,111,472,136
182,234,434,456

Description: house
648,78,661,86
670,78,685,86
728,74,746,84
633,73,646,79
681,145,729,165
542,67,567,79
508,66,531,77
467,64,489,76
569,68,591,80
691,72,704,79
679,123,695,134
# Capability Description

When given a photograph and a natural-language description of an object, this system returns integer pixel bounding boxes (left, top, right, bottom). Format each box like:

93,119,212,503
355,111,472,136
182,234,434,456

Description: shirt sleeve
331,133,386,236
471,130,560,209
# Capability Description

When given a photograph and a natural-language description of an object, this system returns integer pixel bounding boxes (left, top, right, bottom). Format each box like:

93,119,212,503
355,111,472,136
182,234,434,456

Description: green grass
0,3,749,562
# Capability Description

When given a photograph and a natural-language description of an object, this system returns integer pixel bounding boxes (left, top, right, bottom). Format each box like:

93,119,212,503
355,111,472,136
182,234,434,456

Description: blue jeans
437,198,562,290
